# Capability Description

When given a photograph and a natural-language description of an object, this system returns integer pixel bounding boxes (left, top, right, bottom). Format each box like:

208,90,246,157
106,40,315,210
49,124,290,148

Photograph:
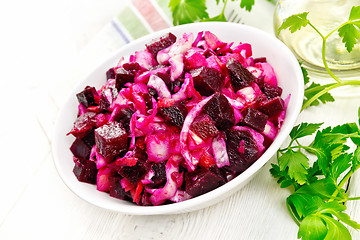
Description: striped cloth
110,0,172,45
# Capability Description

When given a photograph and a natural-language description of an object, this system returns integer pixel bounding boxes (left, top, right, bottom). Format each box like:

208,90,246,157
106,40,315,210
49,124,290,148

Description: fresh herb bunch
168,0,276,26
277,6,360,111
270,111,360,240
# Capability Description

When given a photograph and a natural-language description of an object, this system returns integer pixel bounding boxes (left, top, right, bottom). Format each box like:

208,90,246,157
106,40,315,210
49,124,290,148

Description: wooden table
1,0,359,239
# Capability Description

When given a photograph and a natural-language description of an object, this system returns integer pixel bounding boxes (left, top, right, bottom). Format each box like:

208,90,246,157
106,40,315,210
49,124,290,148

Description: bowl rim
52,21,304,215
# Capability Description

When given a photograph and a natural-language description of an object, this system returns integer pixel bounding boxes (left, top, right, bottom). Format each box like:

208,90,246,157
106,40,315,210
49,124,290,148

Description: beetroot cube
108,174,132,200
258,96,285,116
191,66,225,96
202,93,235,131
118,158,150,185
95,122,128,160
123,62,142,72
70,138,92,159
190,115,219,140
115,68,135,91
106,68,116,80
76,86,98,108
240,107,268,132
112,107,134,133
73,157,97,184
158,101,187,127
224,128,259,173
226,59,255,91
185,168,225,197
145,162,167,189
261,82,283,99
146,32,177,58
68,112,97,138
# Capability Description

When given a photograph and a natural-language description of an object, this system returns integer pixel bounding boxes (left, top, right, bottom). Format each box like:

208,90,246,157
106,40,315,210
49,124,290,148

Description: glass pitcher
274,0,360,78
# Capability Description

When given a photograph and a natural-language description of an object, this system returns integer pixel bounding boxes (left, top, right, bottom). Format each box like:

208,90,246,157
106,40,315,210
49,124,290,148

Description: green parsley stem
348,196,360,201
221,0,228,15
307,22,343,84
302,81,360,111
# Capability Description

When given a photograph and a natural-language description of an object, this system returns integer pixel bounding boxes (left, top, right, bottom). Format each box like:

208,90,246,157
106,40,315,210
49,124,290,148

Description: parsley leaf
300,62,310,85
270,163,300,189
169,0,209,26
240,0,255,11
278,12,310,34
297,201,353,240
304,82,335,107
278,150,309,185
297,214,327,240
338,6,360,52
289,122,323,140
338,24,360,52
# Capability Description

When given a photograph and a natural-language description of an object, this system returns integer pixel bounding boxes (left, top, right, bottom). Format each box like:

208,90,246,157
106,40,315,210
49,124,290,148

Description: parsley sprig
168,0,276,26
270,111,360,240
278,6,360,111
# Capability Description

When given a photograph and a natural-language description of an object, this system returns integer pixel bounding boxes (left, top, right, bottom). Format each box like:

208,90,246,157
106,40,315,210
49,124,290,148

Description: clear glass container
274,0,360,79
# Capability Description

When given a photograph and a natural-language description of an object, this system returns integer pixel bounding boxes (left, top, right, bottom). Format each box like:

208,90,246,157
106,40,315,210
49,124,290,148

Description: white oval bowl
52,22,303,215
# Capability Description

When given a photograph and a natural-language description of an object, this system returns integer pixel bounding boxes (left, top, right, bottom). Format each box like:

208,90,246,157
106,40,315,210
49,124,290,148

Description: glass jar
274,0,360,78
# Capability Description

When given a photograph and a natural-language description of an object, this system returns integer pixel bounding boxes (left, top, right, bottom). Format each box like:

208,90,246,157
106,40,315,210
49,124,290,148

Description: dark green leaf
278,150,309,185
289,122,323,140
304,82,335,107
270,163,300,189
278,12,310,34
352,147,360,171
169,0,209,25
296,178,347,202
330,153,352,181
300,62,310,85
240,0,255,12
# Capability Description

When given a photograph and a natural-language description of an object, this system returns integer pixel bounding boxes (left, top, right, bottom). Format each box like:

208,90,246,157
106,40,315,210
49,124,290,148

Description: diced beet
95,122,128,161
258,96,284,116
240,107,268,132
226,59,255,91
147,87,158,100
70,138,92,159
99,89,113,112
118,150,150,185
191,66,225,96
140,192,153,206
106,68,116,80
73,157,97,184
68,112,97,138
112,107,134,133
115,68,135,91
76,86,98,108
253,57,267,64
140,92,153,111
224,128,260,173
202,93,235,131
185,168,225,197
155,72,171,86
146,32,177,58
108,174,132,200
123,62,142,72
158,101,187,127
146,162,167,188
261,82,283,99
190,114,219,140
